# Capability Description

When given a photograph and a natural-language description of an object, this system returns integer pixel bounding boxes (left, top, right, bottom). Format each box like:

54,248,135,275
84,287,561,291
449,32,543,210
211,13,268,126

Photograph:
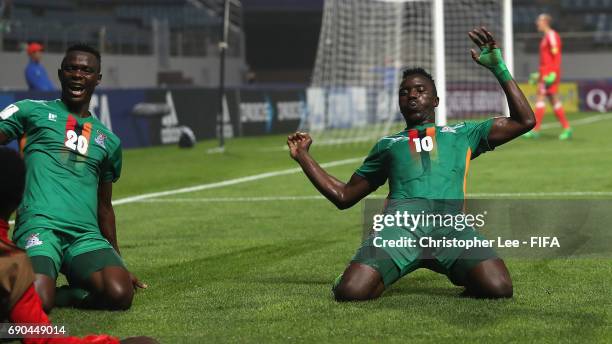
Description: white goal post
304,0,514,144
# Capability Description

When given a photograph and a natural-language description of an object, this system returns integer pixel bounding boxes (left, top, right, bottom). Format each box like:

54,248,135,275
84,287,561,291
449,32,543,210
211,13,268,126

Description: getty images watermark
370,210,559,250
361,199,612,259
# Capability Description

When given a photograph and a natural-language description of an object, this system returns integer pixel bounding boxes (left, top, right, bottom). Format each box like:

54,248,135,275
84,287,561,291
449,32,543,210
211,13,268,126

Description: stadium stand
0,0,241,57
514,0,612,50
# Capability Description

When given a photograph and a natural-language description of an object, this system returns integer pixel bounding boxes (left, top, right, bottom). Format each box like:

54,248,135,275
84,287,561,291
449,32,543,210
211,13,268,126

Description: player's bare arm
287,132,376,209
468,27,535,147
98,182,119,253
98,181,147,290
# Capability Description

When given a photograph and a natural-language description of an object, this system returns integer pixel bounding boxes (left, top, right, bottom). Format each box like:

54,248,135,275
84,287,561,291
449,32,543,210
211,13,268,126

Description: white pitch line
137,191,612,203
139,195,329,202
312,113,611,147
111,157,363,206
259,113,612,152
313,136,375,146
8,114,610,224
8,190,609,224
7,159,363,226
470,191,612,197
540,113,611,129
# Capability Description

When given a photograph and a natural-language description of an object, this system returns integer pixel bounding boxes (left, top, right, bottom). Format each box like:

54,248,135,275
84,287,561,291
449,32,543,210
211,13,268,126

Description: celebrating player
0,148,159,344
287,27,535,300
524,13,572,140
0,44,145,313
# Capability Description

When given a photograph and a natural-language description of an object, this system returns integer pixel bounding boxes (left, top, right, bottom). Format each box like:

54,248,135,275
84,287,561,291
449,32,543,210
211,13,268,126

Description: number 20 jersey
0,99,122,237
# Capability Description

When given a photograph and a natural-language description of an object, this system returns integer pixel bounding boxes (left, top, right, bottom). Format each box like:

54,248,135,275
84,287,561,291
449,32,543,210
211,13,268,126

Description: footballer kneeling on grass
0,44,145,313
287,27,535,301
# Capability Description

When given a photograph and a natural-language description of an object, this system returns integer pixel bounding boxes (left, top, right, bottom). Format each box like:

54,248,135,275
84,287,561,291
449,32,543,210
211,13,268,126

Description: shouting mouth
67,83,86,97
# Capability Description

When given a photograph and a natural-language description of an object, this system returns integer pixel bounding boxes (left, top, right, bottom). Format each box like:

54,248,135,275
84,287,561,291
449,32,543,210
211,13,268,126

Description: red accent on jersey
407,129,419,154
539,30,562,75
66,114,77,133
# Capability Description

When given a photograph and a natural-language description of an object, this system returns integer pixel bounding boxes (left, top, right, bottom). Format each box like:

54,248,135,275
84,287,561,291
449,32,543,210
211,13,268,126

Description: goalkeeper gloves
543,72,557,86
528,72,556,86
475,47,512,83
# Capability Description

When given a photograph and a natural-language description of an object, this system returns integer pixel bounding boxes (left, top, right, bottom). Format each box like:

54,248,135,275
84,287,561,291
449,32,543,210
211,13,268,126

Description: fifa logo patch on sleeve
95,130,107,148
25,233,43,249
441,126,457,133
0,104,19,120
441,123,464,133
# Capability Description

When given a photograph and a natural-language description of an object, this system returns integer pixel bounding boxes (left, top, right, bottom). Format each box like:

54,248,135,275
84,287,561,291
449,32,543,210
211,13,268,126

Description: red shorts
538,70,560,95
538,80,560,95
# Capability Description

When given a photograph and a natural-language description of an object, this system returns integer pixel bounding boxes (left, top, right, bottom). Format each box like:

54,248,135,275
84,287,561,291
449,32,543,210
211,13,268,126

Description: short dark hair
402,67,437,95
0,148,26,219
64,43,101,68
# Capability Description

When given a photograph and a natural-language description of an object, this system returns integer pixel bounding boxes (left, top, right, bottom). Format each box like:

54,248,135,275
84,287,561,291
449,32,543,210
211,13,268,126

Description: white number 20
65,130,89,155
412,136,433,153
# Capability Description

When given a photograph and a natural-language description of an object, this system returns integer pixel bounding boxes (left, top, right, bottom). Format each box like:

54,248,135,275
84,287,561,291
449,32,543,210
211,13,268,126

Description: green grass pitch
47,112,611,343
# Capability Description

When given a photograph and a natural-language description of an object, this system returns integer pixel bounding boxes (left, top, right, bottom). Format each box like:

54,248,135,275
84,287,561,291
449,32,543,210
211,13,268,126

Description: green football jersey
355,119,495,203
0,99,122,237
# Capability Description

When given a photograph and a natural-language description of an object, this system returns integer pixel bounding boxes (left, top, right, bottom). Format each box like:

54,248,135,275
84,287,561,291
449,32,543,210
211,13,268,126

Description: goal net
303,0,512,145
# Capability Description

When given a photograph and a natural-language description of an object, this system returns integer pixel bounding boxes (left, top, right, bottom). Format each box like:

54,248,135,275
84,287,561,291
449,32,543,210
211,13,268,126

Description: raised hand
287,132,313,161
467,28,535,147
468,27,511,83
468,27,504,69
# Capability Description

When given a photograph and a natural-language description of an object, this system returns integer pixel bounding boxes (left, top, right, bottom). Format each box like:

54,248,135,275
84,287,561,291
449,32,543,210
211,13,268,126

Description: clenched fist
287,132,312,161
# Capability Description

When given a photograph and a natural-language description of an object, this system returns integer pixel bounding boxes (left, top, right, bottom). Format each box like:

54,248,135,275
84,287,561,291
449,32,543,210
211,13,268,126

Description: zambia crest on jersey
95,130,107,148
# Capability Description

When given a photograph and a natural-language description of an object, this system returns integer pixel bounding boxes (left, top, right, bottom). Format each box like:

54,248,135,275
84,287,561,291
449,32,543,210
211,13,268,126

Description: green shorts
14,228,126,285
351,225,498,287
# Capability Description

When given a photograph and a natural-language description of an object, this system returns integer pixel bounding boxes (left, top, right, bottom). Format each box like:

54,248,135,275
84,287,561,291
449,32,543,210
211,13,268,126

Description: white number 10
65,130,89,154
412,136,433,152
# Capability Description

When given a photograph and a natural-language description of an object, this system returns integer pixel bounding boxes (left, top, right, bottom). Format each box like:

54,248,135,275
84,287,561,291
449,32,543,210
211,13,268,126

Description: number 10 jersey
355,120,495,203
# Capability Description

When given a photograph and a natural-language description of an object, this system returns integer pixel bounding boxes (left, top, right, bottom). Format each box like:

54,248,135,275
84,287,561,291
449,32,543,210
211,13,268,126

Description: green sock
55,286,90,308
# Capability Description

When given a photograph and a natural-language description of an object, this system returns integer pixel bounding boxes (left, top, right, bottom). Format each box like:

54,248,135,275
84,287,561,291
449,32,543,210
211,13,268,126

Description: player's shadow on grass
383,273,462,298
252,277,332,285
384,286,460,298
